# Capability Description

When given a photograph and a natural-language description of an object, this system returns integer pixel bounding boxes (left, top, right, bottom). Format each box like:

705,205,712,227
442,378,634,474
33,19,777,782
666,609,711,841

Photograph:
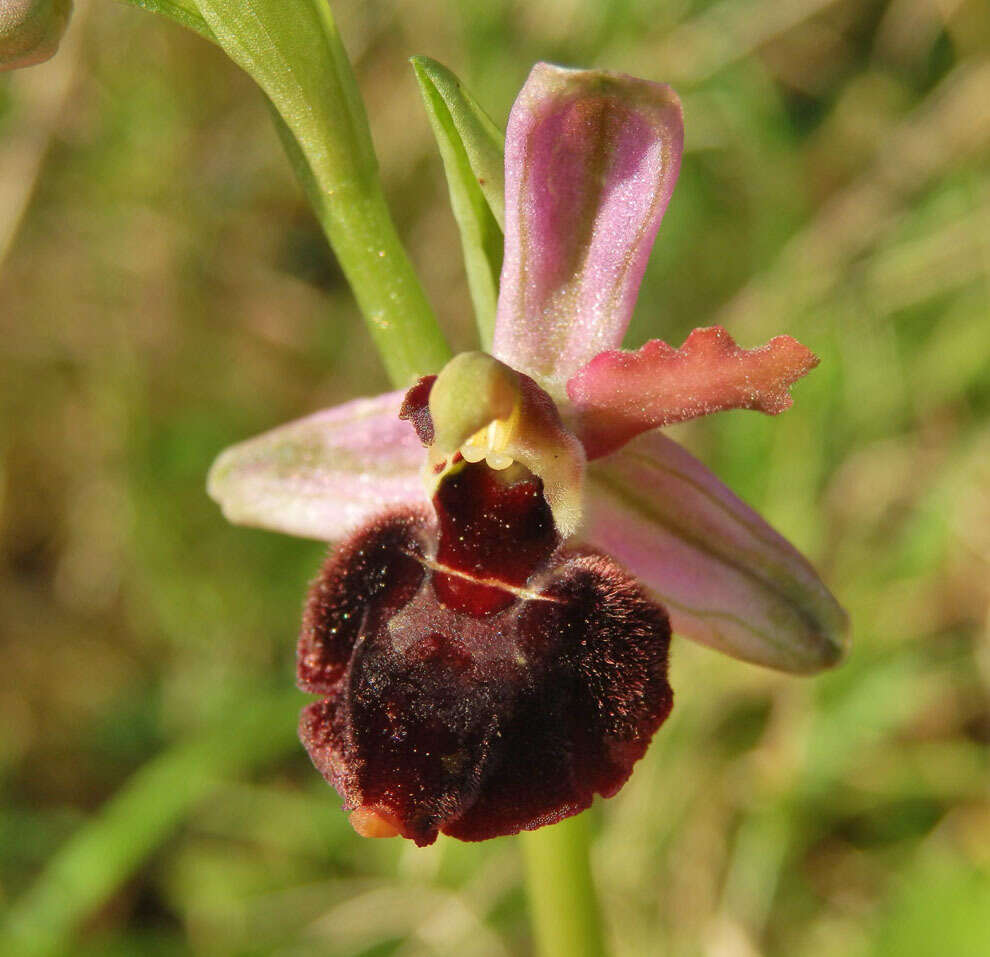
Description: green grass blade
0,691,300,957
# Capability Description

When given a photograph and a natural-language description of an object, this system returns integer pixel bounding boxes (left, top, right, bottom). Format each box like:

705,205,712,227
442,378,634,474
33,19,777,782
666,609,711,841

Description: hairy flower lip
298,506,674,846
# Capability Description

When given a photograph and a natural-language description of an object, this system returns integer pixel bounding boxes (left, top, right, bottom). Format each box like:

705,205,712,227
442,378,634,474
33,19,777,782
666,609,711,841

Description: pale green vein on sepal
412,56,504,349
116,0,216,41
410,56,506,231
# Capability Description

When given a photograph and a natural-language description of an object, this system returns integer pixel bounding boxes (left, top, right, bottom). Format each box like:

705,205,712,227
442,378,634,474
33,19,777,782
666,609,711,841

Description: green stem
268,107,450,387
521,814,608,957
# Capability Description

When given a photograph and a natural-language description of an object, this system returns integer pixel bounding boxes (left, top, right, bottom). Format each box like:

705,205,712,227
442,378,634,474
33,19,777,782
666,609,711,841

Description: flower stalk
522,816,607,957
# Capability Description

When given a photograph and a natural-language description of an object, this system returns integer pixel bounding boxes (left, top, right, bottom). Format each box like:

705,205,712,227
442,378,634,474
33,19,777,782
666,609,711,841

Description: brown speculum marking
297,387,674,846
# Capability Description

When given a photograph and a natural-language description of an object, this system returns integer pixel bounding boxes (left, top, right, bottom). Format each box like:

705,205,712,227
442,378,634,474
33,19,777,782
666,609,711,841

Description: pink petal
583,432,848,673
492,63,683,393
207,391,426,541
567,327,820,458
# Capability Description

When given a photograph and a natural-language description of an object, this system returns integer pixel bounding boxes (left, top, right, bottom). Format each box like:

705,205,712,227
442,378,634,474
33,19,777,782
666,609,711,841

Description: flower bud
1,0,71,71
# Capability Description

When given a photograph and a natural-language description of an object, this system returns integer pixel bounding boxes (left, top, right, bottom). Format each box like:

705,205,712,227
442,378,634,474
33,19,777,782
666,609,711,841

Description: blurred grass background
1,0,989,954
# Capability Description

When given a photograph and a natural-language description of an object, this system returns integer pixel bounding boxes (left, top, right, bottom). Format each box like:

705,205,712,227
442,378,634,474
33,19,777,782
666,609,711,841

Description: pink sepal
207,391,426,542
582,431,847,673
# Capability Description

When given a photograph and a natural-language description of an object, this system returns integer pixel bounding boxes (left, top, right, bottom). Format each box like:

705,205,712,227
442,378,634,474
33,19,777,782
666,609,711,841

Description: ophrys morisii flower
208,63,848,846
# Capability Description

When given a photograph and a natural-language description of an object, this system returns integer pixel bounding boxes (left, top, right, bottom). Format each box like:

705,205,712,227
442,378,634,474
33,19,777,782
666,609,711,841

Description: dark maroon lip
295,377,673,846
295,457,673,845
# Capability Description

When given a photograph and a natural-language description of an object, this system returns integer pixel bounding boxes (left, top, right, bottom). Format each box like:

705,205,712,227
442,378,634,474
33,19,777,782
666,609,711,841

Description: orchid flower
208,63,848,847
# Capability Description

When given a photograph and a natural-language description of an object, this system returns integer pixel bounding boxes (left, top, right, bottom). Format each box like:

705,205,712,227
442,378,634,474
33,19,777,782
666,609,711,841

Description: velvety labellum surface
297,462,673,845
